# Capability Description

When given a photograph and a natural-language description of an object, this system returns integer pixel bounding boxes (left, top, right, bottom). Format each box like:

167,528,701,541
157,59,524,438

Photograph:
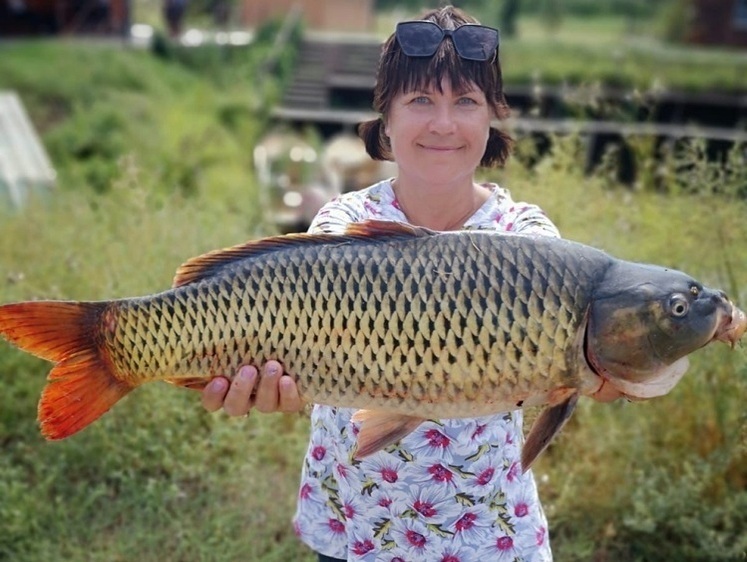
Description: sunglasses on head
395,21,500,62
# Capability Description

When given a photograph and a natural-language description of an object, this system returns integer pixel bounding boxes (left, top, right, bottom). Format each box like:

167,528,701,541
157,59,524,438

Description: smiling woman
201,5,603,561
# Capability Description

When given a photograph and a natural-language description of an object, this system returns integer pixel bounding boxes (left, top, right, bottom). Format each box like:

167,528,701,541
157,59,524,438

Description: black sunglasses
395,21,500,62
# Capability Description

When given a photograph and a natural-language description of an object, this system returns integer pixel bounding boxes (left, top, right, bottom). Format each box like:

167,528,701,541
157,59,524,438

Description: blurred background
0,1,746,561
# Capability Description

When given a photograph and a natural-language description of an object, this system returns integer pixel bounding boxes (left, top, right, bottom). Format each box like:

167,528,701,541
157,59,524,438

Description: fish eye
669,295,689,317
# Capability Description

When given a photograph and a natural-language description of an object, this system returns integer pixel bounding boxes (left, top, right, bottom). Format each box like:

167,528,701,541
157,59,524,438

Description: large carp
0,220,744,470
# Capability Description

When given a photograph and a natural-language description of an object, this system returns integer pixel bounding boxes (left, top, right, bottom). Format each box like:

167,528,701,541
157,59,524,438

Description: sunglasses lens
453,25,500,61
395,21,444,57
396,21,500,61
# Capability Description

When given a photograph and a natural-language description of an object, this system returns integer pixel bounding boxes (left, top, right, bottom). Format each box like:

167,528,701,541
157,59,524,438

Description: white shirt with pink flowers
293,178,559,562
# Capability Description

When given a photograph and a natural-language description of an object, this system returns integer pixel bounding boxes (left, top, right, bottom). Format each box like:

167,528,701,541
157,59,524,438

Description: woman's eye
410,95,430,104
457,97,478,105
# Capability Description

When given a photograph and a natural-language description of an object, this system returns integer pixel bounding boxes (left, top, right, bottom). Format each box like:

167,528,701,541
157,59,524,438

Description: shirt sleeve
307,194,365,235
510,204,561,238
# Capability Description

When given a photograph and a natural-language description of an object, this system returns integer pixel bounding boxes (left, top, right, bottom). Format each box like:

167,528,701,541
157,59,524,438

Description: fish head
585,262,746,400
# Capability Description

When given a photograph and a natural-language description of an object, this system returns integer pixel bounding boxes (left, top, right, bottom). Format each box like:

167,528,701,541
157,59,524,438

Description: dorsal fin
172,219,435,288
344,219,436,238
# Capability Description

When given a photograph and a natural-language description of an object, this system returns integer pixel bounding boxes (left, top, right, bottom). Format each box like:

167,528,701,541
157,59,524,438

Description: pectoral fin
352,409,424,459
521,391,580,473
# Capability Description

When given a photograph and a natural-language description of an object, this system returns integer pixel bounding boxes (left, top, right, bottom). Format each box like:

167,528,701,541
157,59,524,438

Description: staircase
278,36,380,115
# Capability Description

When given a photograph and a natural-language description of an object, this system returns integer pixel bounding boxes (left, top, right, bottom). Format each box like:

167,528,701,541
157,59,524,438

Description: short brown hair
357,5,512,168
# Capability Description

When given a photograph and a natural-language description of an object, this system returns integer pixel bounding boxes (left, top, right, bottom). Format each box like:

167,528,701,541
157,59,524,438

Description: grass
0,19,746,561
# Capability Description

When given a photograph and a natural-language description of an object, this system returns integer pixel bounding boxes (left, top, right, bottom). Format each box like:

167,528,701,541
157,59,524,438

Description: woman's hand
201,361,304,416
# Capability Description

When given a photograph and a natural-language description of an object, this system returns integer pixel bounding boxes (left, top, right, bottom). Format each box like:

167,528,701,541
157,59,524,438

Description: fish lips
714,303,747,346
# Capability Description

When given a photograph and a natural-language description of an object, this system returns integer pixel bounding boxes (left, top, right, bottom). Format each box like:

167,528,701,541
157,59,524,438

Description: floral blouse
293,179,560,562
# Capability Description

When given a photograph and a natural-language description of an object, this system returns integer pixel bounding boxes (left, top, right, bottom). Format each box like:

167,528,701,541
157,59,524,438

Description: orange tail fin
0,301,133,440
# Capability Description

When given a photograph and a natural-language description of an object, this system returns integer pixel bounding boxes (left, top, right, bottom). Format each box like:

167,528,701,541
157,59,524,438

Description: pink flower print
496,536,514,551
405,529,426,549
427,463,454,484
413,499,437,518
536,526,547,546
380,466,399,483
408,487,462,525
391,519,436,558
504,481,537,522
391,197,402,211
299,482,313,501
514,502,529,518
343,502,357,519
476,466,495,486
363,455,405,487
471,423,487,440
424,428,450,449
335,462,350,482
328,518,345,535
454,512,478,533
441,555,460,562
378,496,392,508
351,539,375,555
311,444,326,461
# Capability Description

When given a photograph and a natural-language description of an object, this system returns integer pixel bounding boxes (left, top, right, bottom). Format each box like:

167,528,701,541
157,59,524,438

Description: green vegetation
1,17,746,562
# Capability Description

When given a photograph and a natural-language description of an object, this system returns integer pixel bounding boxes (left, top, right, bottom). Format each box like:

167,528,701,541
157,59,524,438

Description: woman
203,6,617,561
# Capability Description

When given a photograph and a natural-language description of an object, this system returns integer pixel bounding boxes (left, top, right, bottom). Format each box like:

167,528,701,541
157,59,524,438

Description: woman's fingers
201,361,302,415
254,361,282,413
278,375,304,413
201,376,230,412
222,365,258,416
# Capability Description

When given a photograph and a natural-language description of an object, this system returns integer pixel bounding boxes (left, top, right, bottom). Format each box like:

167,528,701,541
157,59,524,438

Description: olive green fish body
103,229,609,418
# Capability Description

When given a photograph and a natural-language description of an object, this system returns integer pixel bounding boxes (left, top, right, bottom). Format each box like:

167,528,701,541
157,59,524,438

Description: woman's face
384,78,492,186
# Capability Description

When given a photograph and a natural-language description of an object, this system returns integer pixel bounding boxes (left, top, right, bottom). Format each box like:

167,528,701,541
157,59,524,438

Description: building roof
0,91,56,208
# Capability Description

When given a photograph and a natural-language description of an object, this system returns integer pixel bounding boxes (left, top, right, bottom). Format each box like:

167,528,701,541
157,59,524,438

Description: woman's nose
428,104,457,134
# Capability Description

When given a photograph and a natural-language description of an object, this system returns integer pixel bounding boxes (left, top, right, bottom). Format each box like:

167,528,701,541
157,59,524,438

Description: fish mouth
713,302,747,346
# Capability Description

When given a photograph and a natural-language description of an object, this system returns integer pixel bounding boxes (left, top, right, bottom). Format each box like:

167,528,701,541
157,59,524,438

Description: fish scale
1,219,743,469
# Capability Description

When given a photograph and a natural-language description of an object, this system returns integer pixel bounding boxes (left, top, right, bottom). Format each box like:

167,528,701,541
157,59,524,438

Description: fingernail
209,378,228,393
265,363,279,377
238,366,255,384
